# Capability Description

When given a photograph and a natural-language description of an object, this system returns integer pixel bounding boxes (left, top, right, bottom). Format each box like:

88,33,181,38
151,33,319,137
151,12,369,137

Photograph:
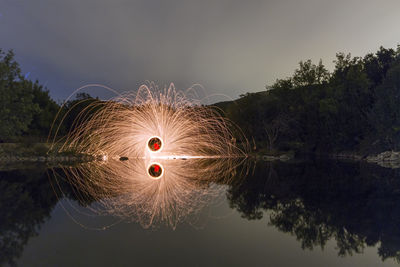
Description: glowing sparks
54,83,248,159
49,82,249,228
147,136,163,153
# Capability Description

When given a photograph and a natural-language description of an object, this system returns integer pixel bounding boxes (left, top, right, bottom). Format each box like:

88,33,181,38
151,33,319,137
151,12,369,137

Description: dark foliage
228,160,400,262
0,49,98,142
221,45,400,154
2,45,400,153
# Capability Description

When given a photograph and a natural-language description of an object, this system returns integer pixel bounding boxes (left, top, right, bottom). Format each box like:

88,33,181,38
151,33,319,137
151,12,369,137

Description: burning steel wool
49,83,249,228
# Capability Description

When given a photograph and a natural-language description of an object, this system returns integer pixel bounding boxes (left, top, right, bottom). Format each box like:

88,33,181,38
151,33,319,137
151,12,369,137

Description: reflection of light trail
53,157,248,228
49,82,249,228
55,158,244,228
147,162,163,179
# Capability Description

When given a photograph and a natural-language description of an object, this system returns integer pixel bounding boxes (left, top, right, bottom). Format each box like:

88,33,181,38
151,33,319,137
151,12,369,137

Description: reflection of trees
0,167,74,266
227,161,400,262
0,158,241,264
4,160,400,264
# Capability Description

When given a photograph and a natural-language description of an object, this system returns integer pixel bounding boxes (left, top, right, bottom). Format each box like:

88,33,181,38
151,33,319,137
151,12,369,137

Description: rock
279,154,291,161
365,151,400,168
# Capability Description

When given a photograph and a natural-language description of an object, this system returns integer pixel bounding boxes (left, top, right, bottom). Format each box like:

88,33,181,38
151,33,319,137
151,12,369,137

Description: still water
1,160,400,267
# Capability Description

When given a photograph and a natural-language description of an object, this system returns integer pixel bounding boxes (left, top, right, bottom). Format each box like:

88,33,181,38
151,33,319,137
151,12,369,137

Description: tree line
0,49,97,142
220,45,400,155
1,46,400,155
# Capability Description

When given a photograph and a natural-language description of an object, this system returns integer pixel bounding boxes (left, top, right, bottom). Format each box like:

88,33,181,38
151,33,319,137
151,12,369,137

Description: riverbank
327,150,400,169
0,143,93,164
2,142,399,169
249,150,295,162
365,151,400,169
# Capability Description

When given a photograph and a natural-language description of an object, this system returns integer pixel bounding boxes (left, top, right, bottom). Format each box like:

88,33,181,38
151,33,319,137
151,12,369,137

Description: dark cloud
1,0,400,101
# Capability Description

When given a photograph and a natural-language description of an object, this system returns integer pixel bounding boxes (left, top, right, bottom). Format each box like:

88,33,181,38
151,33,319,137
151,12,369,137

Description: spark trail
49,82,249,228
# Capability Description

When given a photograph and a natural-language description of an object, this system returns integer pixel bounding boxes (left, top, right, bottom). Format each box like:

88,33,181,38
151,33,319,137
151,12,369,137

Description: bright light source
147,136,163,152
147,162,163,179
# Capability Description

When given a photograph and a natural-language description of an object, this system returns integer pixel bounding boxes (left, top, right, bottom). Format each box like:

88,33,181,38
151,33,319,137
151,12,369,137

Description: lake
1,159,400,267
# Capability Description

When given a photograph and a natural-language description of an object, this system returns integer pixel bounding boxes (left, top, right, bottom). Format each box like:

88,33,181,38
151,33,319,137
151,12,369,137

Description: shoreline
2,142,400,169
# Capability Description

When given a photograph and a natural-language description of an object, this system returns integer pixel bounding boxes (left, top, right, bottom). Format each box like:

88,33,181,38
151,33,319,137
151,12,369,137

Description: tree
0,50,39,141
292,59,330,87
329,53,373,150
26,81,60,138
370,60,400,150
263,113,291,151
219,45,399,153
226,92,269,142
363,46,397,87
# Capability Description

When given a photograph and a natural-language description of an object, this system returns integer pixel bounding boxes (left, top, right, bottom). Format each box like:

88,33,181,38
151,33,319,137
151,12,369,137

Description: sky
1,0,400,102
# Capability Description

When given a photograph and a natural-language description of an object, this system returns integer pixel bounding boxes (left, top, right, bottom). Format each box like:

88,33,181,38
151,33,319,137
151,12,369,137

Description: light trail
49,82,249,228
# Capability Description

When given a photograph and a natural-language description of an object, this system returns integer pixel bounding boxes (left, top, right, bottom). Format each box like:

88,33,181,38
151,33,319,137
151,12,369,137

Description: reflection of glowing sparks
147,162,163,179
49,82,249,228
53,157,247,228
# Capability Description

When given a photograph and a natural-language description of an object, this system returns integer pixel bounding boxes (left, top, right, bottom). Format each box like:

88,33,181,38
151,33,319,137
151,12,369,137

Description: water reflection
2,160,400,265
228,160,400,263
0,167,60,266
52,158,245,229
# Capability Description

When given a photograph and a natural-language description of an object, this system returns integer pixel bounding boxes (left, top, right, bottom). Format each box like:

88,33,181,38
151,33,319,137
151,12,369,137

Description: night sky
1,0,400,102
